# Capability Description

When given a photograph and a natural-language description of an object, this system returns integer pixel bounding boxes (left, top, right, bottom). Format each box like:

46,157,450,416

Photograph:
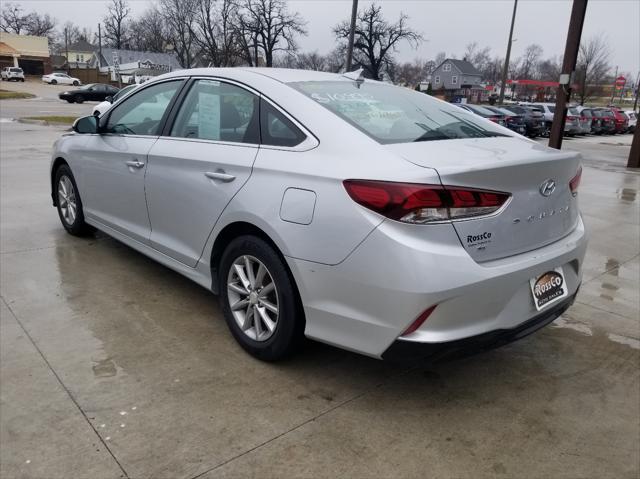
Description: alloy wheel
227,255,279,342
57,175,77,226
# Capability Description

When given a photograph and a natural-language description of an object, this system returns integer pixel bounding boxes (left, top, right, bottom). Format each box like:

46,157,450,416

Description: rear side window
105,80,182,136
259,99,306,147
170,79,260,144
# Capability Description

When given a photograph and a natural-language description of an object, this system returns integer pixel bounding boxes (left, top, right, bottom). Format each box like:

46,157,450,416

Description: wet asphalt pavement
0,92,639,478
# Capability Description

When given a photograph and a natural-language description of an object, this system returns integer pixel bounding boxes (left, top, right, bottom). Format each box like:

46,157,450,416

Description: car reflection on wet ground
1,121,638,478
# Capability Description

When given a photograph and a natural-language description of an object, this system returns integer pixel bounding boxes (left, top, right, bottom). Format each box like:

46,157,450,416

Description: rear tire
219,235,304,361
54,165,93,236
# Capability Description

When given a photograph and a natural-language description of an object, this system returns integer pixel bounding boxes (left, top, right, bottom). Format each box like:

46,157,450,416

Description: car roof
161,67,355,84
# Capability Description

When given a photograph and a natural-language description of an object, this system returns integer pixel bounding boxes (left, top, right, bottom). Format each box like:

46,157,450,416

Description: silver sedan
50,68,587,361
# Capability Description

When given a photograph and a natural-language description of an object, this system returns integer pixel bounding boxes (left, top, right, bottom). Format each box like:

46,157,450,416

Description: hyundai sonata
50,68,587,361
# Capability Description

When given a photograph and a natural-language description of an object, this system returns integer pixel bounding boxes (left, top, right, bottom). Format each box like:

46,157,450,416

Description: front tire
51,79,57,85
72,80,79,86
219,235,304,361
74,95,84,104
54,165,92,236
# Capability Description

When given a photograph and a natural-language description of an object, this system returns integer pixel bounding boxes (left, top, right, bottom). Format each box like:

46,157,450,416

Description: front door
80,79,184,244
145,79,260,266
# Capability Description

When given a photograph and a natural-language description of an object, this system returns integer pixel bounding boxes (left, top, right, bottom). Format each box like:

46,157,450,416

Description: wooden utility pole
628,125,640,168
498,0,518,104
548,0,588,149
64,27,69,74
98,23,102,69
345,0,358,71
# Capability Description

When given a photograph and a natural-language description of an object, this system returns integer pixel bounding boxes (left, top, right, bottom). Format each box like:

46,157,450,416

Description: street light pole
345,0,358,71
498,0,518,104
548,0,588,150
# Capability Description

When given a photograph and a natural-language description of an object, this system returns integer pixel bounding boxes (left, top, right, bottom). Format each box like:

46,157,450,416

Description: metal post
498,0,518,104
98,23,102,69
633,74,639,112
548,0,588,150
345,0,358,71
628,124,640,168
610,66,618,105
64,27,69,74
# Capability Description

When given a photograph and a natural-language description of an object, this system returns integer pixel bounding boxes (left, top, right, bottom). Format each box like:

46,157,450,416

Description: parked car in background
42,72,81,86
571,106,591,135
485,106,526,135
456,104,506,126
92,83,139,116
529,103,556,136
592,108,616,134
59,83,120,104
624,110,637,132
609,107,629,134
50,68,586,361
565,107,583,136
502,105,544,138
1,67,25,82
576,107,600,135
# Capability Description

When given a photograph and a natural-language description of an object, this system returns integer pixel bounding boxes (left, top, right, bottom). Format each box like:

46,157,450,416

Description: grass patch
0,89,35,100
22,115,77,124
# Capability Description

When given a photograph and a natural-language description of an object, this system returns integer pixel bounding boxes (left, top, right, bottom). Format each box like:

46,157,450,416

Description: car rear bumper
382,292,576,361
287,215,587,359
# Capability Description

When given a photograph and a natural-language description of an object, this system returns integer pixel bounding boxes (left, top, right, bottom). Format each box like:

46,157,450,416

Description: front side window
291,81,507,144
170,79,259,144
105,80,182,136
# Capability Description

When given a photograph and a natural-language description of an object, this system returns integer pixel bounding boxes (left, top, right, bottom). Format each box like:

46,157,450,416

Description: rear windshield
581,109,592,117
290,81,507,144
568,107,579,115
10,68,22,72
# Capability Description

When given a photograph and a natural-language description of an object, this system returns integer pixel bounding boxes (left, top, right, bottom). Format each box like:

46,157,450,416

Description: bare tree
103,0,131,49
334,4,422,80
538,54,562,82
235,0,307,67
576,34,611,105
1,2,56,41
514,44,543,98
0,2,28,34
161,0,198,68
130,6,169,53
195,0,239,67
434,51,446,67
395,58,429,87
464,42,492,77
294,51,327,71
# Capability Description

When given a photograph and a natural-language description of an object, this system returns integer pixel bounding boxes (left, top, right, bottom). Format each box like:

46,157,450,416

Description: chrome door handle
205,171,236,183
125,160,145,168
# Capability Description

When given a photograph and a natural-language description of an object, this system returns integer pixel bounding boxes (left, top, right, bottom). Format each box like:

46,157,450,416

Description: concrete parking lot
1,85,639,478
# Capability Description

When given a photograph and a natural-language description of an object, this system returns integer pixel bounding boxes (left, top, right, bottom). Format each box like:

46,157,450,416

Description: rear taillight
569,167,582,196
401,305,437,336
489,116,501,123
567,115,576,121
343,180,510,224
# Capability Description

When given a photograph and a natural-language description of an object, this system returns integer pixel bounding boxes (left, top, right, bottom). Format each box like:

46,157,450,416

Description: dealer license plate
529,267,568,311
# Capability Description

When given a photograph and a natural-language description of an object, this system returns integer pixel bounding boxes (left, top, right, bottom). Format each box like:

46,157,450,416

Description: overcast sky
15,0,640,77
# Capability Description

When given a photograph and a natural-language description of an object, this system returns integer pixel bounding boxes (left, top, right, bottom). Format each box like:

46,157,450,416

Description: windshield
10,68,22,72
291,81,507,144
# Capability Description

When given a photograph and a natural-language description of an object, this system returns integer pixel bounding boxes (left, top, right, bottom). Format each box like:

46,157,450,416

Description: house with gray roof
89,48,182,82
430,58,487,102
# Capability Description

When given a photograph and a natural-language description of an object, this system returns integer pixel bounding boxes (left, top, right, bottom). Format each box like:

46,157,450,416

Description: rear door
145,78,260,267
80,79,184,243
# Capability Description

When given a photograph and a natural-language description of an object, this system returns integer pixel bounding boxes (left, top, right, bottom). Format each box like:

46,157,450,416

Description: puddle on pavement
616,188,637,203
92,358,118,377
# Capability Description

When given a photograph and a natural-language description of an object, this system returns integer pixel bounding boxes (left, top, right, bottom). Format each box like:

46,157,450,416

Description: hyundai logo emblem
539,179,556,197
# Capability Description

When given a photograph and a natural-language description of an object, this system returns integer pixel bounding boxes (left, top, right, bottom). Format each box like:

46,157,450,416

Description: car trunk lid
385,137,581,262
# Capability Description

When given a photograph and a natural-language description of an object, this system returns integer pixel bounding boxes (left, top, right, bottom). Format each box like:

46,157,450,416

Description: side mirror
73,115,99,134
105,95,114,103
